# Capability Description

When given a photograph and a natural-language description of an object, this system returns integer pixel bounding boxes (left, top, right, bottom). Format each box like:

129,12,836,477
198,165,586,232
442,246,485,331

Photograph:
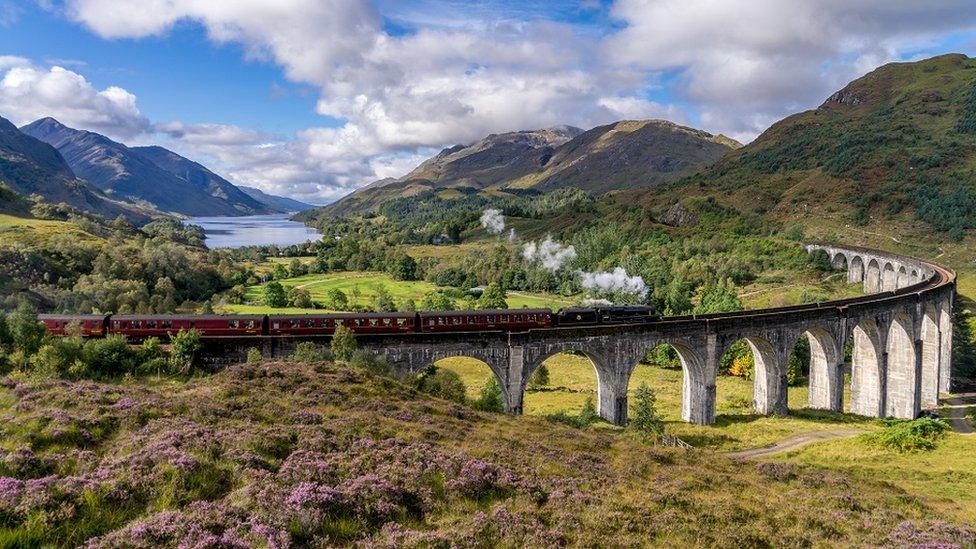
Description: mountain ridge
21,118,266,217
238,185,314,212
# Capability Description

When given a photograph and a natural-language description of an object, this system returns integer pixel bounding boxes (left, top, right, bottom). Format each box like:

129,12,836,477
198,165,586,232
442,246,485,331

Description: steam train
38,305,656,339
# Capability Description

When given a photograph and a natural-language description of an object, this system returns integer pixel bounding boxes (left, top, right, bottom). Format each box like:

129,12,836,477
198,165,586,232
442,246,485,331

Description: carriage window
396,318,406,327
246,320,256,329
487,315,495,323
229,320,240,329
501,315,509,322
453,316,461,325
272,321,280,329
304,319,315,328
355,319,363,326
147,321,157,329
382,318,391,326
132,321,142,329
368,318,378,326
162,320,172,329
290,320,301,328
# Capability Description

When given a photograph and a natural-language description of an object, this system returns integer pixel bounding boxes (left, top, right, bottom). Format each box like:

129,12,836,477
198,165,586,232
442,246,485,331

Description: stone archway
720,336,785,416
831,252,849,270
896,266,909,289
865,259,882,293
882,263,897,291
522,348,613,422
920,305,941,409
801,326,843,411
433,355,505,408
851,319,884,417
885,313,919,419
628,342,712,425
849,255,865,284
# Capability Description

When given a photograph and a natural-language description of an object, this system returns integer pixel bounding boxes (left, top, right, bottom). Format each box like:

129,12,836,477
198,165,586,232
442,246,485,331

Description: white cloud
19,0,976,201
0,63,149,140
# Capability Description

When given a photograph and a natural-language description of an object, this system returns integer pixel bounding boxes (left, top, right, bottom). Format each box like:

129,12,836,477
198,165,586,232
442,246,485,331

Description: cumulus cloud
0,63,149,140
17,0,976,200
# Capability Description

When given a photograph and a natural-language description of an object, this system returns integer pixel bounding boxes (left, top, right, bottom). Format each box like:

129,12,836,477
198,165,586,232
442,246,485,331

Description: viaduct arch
203,244,956,426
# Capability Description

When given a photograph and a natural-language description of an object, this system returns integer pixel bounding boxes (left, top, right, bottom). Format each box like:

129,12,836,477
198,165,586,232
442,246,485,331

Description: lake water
186,214,322,248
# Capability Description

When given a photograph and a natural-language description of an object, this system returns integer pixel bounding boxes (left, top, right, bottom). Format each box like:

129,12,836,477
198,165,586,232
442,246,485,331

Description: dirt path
727,429,864,460
944,393,976,435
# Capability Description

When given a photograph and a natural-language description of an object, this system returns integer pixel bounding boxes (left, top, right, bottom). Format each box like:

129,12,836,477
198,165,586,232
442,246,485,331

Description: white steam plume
579,267,649,299
480,209,505,235
523,235,577,273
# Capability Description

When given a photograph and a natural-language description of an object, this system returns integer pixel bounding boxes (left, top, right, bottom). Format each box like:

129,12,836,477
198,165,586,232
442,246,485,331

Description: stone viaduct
202,244,956,426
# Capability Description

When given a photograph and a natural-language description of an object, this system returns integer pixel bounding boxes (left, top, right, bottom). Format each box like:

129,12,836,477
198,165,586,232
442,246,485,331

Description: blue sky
0,0,975,203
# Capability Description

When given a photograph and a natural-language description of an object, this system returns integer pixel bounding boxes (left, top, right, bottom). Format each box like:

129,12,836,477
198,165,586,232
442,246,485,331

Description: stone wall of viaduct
200,244,957,426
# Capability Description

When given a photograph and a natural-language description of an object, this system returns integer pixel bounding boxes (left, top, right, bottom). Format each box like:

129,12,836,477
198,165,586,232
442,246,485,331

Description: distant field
437,351,872,452
219,270,575,313
0,214,103,248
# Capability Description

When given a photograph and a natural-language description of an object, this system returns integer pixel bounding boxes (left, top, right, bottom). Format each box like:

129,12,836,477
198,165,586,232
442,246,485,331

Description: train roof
38,314,109,320
110,314,265,320
267,312,414,318
418,308,551,316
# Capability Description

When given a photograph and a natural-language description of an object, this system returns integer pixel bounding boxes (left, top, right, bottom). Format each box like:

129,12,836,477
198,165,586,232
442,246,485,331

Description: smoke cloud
523,235,577,273
480,209,505,235
579,267,649,299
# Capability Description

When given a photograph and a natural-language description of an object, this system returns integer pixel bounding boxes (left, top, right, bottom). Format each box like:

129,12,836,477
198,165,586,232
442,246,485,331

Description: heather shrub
331,325,357,362
473,376,504,412
291,341,325,362
246,347,263,364
349,349,391,376
29,336,84,377
415,365,466,404
866,418,950,452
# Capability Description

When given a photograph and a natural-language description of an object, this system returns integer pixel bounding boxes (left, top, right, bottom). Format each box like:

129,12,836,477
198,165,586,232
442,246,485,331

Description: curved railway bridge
205,244,956,426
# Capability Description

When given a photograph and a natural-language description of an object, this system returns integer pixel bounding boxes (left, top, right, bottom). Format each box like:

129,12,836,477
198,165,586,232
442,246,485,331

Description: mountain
131,146,274,215
318,121,738,217
238,185,314,212
21,118,260,217
622,54,976,241
0,115,150,222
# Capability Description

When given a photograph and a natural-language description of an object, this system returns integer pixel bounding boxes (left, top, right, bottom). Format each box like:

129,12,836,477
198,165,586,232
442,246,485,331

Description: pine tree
629,382,664,443
527,364,550,389
330,325,357,362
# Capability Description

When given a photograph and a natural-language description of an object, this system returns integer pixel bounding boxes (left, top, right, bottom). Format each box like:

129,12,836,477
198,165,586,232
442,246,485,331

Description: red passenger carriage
38,314,109,337
108,315,265,338
418,309,551,332
268,313,416,335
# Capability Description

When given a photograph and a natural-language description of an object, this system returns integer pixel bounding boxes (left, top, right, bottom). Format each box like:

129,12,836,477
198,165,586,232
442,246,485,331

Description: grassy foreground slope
1,361,973,547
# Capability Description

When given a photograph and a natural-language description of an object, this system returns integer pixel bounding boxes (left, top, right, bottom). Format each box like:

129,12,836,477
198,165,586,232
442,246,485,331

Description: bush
473,376,504,413
169,329,203,374
349,349,391,376
82,335,138,377
290,341,325,362
527,364,549,389
30,337,84,378
8,303,46,357
330,325,357,362
416,364,466,404
246,347,263,365
629,382,664,442
865,418,950,452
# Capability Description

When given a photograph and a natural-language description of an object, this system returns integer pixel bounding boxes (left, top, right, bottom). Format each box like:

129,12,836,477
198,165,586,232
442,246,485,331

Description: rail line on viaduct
201,244,957,426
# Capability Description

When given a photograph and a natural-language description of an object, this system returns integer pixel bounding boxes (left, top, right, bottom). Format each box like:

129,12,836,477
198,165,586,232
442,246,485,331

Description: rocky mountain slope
619,54,976,242
238,185,314,212
0,115,150,222
21,118,263,217
319,120,738,217
131,145,274,215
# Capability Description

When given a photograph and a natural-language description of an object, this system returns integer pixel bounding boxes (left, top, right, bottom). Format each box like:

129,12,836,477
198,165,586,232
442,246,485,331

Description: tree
271,263,289,280
416,364,466,404
325,288,348,310
82,335,137,377
8,303,46,357
693,280,742,314
476,282,508,309
246,347,263,365
331,325,357,362
629,382,664,442
264,281,288,308
288,287,314,308
399,299,417,313
169,328,202,374
953,304,976,380
579,396,598,426
289,258,307,278
473,376,504,412
373,286,396,312
386,253,418,281
290,341,324,362
527,364,549,389
421,291,455,311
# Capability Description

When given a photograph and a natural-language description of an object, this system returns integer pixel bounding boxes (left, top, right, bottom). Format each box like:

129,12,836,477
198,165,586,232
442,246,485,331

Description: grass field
436,351,874,452
773,432,976,523
0,214,103,248
219,271,575,313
